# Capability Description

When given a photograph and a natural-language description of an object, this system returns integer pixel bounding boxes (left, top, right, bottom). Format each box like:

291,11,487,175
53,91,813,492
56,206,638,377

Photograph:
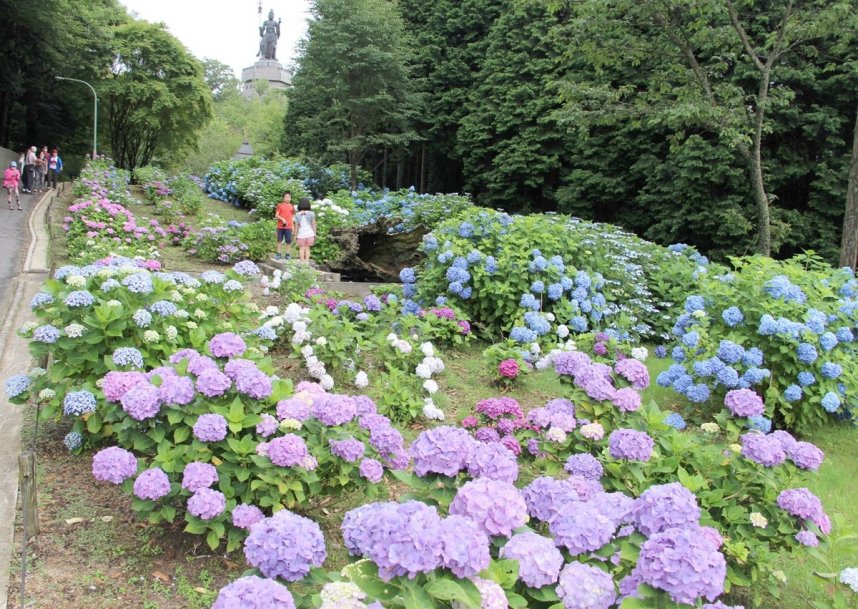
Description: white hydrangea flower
280,418,302,431
143,330,160,343
315,337,328,346
165,326,178,341
415,364,432,379
264,315,285,328
260,276,270,288
273,269,282,278
557,325,570,338
262,287,270,296
422,398,445,420
320,374,334,390
631,347,649,361
530,343,541,354
66,275,86,287
64,323,85,338
535,357,552,370
193,308,207,319
301,345,314,358
106,299,122,307
29,367,47,377
396,340,413,354
420,342,435,357
386,332,398,343
20,321,38,335
423,379,438,394
424,356,445,374
545,312,556,322
355,371,369,388
269,279,281,290
170,290,183,302
701,422,720,434
38,388,56,401
263,306,279,318
186,321,198,329
292,320,308,333
292,331,311,346
320,582,365,609
283,304,304,323
749,512,768,528
175,309,190,318
196,293,209,302
692,309,707,319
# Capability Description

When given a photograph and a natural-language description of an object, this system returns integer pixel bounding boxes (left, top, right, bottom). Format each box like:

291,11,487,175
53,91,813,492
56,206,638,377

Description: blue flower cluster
64,290,95,308
150,301,178,317
122,273,153,294
5,374,31,398
764,275,807,304
112,347,144,369
30,293,54,309
133,309,153,328
63,390,97,416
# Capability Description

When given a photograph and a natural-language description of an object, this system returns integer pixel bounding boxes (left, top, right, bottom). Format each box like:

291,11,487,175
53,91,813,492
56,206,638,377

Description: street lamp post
55,76,98,159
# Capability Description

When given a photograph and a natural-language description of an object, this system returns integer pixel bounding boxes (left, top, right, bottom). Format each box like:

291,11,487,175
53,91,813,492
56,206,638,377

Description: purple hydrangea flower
449,478,528,537
564,453,603,481
187,354,219,376
256,414,279,438
353,395,378,416
312,393,357,426
120,382,161,420
787,441,824,471
235,367,273,399
724,389,765,418
101,371,147,402
341,501,443,581
546,399,577,417
359,458,384,483
188,488,226,520
244,510,326,581
474,426,501,444
410,426,475,477
469,577,507,609
208,332,247,358
795,530,819,547
329,438,365,463
740,432,786,467
467,441,519,483
267,434,310,467
597,492,636,527
632,482,701,536
182,462,219,492
277,396,312,421
475,396,523,420
92,446,138,484
499,532,563,588
612,387,642,413
438,515,491,578
193,413,228,442
608,429,654,461
527,407,551,428
637,527,726,605
614,358,650,390
777,488,830,532
196,369,232,397
133,468,171,501
521,476,582,523
232,504,265,529
769,430,798,453
500,435,522,456
158,374,195,406
212,575,295,609
549,501,616,555
556,562,616,609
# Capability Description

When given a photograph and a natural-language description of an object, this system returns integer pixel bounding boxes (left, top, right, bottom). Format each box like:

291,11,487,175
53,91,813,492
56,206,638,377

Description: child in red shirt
3,161,21,210
274,191,295,260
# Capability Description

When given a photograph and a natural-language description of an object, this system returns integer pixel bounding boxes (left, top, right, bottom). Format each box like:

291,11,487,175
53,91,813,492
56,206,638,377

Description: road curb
23,187,56,274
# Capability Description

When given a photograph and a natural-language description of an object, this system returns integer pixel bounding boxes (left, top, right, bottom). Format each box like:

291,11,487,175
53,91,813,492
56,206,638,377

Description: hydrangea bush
658,254,858,432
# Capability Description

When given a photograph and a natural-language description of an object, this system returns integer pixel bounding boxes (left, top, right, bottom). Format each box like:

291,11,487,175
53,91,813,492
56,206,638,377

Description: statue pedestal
241,60,292,97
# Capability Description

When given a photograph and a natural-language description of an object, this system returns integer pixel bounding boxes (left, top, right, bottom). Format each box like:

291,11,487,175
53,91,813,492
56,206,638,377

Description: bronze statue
258,9,281,61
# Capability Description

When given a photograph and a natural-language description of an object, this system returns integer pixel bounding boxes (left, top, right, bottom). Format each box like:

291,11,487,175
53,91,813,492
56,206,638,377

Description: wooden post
18,453,39,538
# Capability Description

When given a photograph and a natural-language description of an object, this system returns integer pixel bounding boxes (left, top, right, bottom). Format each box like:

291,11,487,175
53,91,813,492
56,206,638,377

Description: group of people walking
274,191,317,263
3,146,63,211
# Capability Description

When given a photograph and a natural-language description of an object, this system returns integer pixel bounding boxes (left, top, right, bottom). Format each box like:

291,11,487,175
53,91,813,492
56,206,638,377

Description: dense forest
284,0,858,263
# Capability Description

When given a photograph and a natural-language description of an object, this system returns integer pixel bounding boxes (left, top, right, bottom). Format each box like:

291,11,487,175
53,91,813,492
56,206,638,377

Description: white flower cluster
534,340,578,371
64,323,85,338
630,346,648,361
273,301,335,389
315,198,350,218
319,581,366,609
66,275,86,288
404,340,446,420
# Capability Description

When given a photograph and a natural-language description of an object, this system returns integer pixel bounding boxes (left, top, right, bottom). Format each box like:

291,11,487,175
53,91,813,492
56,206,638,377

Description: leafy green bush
184,215,274,263
657,253,858,433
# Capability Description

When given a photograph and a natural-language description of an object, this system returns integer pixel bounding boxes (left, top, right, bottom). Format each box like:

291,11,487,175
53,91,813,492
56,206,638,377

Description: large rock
326,218,427,282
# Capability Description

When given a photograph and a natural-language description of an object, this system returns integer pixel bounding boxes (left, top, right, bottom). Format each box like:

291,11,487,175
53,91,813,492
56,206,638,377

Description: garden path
0,189,53,608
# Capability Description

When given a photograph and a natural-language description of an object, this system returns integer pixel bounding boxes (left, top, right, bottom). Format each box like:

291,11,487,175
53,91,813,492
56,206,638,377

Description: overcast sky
119,0,312,78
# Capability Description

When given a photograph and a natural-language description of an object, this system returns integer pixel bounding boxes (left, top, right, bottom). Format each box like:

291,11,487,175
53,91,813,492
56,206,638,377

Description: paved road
0,190,39,307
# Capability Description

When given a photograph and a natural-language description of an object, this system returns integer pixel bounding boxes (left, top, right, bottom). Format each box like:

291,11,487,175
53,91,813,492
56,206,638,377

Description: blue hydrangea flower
404,283,418,297
721,307,744,327
133,309,153,328
422,234,438,251
30,293,54,309
510,327,537,344
458,222,474,238
671,346,686,362
529,256,548,272
757,314,778,335
484,256,497,274
113,347,144,369
402,299,420,314
437,251,453,264
223,280,242,292
549,255,565,272
797,371,816,387
783,384,802,402
673,374,693,393
524,312,551,335
451,257,468,270
560,276,574,291
466,250,482,264
747,416,772,434
520,293,540,311
821,362,842,379
716,367,739,388
201,270,226,284
835,327,853,343
5,375,31,398
797,343,818,365
399,267,416,283
654,346,668,358
121,273,153,294
686,384,710,403
570,316,587,333
34,325,61,343
819,332,838,352
252,326,277,341
681,332,699,348
804,309,826,334
684,295,705,313
64,290,95,308
741,367,770,386
530,281,545,294
435,296,447,306
150,301,178,316
717,340,744,364
821,392,840,412
460,286,472,299
63,431,83,451
575,271,591,290
664,413,686,430
63,390,97,416
742,348,764,367
547,283,563,300
692,360,713,377
100,279,120,292
54,265,80,280
447,281,463,295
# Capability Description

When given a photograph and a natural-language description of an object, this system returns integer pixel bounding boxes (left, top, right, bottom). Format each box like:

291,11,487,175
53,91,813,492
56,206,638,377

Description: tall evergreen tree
284,0,420,188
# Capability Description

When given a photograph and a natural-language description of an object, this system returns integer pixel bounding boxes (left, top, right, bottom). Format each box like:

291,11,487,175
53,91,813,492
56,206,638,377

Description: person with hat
3,161,22,210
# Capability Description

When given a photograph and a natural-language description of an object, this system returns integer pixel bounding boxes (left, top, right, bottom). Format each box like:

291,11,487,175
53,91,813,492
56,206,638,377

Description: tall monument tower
241,2,292,97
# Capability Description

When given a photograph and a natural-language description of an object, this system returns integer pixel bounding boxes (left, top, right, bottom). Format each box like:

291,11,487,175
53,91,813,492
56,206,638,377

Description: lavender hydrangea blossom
208,332,247,358
133,468,172,501
181,462,219,492
112,346,144,369
499,532,563,588
467,442,519,483
188,488,226,520
438,515,491,578
608,429,654,462
196,369,232,397
787,441,824,471
232,503,265,529
777,488,830,532
410,426,475,477
359,458,384,483
267,434,310,467
740,432,786,467
724,389,765,418
556,562,616,609
450,478,527,537
564,453,604,481
312,394,357,426
92,446,138,484
549,501,616,555
212,575,295,609
120,382,161,420
632,482,701,536
521,476,581,523
63,390,97,416
193,413,228,442
244,510,326,581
